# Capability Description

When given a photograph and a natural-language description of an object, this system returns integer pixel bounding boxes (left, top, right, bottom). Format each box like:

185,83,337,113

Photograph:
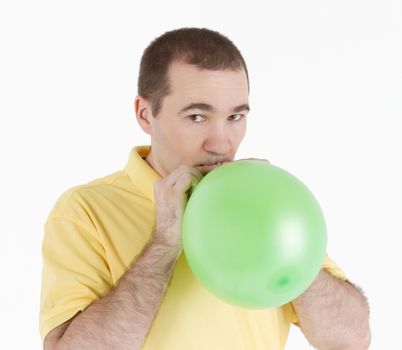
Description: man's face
140,60,249,177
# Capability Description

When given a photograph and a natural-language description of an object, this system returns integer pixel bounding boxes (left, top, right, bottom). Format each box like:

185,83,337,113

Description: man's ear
134,95,152,135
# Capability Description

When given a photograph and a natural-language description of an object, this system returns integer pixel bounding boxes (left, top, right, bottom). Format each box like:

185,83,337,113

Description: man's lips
195,161,229,172
197,161,224,167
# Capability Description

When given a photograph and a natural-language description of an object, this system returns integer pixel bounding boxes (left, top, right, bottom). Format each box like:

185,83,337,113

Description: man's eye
188,114,205,123
230,114,244,121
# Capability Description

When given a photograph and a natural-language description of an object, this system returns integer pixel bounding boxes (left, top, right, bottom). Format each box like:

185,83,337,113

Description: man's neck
144,150,166,177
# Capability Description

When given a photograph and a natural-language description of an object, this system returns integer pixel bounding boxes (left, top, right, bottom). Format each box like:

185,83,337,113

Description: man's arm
292,269,371,350
45,234,180,350
44,164,204,350
45,233,181,350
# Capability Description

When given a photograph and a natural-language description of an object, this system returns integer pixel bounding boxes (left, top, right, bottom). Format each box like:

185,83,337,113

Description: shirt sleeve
39,216,113,341
290,254,349,325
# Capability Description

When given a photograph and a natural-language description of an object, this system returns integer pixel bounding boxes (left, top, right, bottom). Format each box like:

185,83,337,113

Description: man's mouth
198,161,224,167
195,162,228,173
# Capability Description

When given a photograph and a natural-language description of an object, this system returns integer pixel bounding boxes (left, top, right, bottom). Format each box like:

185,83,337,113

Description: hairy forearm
292,269,371,350
56,233,181,350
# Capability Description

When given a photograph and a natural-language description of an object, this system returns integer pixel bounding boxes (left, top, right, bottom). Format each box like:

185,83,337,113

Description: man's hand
153,165,203,249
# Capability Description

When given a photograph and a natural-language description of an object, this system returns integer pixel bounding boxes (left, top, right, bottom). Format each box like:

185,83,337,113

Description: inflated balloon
182,160,327,308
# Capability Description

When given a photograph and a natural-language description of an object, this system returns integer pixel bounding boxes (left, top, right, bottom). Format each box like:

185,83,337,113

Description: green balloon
182,160,327,308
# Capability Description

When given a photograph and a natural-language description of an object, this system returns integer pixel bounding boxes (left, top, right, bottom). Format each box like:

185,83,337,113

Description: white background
1,0,401,348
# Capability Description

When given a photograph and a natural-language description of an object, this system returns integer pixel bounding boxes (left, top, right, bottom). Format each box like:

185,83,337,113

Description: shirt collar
124,145,162,204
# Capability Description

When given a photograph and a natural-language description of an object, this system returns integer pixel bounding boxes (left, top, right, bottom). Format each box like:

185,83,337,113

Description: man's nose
203,126,231,155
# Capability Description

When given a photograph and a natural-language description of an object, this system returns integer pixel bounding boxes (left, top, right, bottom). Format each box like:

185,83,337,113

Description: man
40,27,371,349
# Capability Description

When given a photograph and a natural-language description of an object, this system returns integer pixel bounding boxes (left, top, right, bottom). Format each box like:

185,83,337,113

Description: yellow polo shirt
39,145,348,349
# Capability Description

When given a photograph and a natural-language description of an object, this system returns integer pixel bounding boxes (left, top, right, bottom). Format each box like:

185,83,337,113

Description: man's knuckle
181,173,192,182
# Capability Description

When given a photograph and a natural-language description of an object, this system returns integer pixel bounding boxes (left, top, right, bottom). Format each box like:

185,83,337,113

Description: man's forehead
164,61,249,112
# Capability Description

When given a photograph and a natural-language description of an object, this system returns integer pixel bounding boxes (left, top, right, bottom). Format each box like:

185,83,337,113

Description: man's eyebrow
179,102,250,114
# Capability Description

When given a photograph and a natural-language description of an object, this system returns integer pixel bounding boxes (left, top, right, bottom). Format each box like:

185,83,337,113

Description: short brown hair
137,27,249,117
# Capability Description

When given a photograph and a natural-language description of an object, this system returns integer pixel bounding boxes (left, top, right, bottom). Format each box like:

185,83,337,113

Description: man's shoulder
45,170,135,221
